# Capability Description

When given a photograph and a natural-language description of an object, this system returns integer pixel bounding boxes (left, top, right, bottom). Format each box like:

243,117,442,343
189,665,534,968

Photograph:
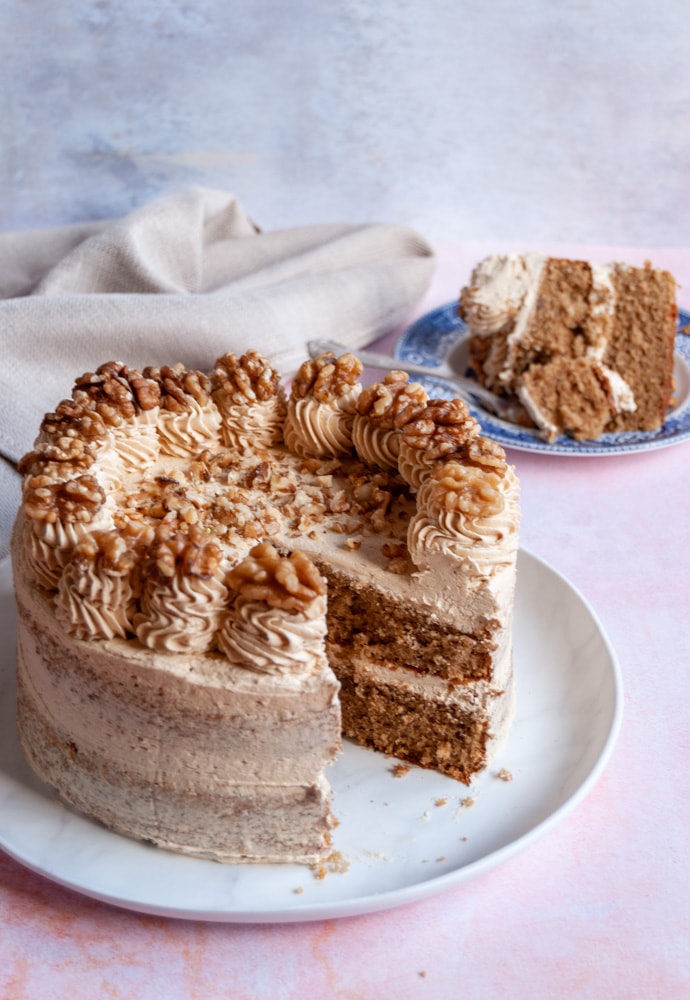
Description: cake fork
306,339,516,420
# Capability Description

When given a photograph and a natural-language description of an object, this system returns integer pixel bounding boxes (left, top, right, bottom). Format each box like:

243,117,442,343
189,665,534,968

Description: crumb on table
311,850,350,880
391,762,412,778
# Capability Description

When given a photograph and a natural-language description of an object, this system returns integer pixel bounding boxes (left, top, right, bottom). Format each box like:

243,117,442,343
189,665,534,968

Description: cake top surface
15,349,520,654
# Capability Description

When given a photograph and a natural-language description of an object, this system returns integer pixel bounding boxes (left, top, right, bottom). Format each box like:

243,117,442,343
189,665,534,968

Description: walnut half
212,350,283,403
400,398,480,459
143,363,212,412
290,352,363,403
147,523,223,580
428,460,505,518
23,474,106,524
356,372,428,428
227,541,326,613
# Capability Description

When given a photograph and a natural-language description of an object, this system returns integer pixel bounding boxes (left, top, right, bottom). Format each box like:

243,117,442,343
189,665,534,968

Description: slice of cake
459,253,678,441
12,349,520,864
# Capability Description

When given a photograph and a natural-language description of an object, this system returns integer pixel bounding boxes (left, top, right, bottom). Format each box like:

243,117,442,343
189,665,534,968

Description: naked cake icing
12,349,520,865
459,253,678,441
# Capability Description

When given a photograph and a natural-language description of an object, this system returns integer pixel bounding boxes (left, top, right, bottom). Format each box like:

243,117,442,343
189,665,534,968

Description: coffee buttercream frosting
13,347,521,864
212,351,286,451
284,352,362,458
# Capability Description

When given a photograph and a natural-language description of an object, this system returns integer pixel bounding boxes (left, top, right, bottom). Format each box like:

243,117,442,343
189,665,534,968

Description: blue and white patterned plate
395,305,690,456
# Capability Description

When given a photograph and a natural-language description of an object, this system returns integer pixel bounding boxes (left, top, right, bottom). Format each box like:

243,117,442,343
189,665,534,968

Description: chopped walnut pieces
290,352,363,403
158,481,209,526
356,372,429,428
148,523,223,580
227,541,326,613
242,461,272,490
189,448,241,482
381,542,407,559
400,398,480,459
381,541,411,575
212,350,282,403
327,490,351,515
143,363,212,412
429,460,505,518
23,475,106,524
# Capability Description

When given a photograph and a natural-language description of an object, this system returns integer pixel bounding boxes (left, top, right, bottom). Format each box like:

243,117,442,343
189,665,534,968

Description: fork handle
307,339,452,379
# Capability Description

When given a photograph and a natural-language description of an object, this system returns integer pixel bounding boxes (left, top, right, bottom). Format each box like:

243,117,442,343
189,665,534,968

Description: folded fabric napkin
0,186,435,558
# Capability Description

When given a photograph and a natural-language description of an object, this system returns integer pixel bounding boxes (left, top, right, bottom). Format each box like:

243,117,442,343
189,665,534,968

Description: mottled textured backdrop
1,0,689,243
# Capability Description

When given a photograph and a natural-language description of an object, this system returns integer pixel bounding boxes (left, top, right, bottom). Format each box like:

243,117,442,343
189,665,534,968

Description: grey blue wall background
1,0,689,244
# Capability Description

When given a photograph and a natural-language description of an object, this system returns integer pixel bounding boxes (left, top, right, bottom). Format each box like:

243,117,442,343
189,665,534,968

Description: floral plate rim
395,304,690,456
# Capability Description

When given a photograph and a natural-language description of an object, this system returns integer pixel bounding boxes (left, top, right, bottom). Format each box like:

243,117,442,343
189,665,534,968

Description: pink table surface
2,242,690,1000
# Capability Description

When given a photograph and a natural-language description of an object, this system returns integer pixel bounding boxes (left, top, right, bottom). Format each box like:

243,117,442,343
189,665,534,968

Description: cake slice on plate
459,254,678,441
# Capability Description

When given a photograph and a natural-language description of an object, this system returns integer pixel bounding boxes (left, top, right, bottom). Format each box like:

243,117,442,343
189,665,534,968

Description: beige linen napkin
0,187,435,558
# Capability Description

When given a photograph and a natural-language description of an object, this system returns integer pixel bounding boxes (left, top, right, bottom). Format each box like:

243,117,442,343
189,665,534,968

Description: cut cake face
12,350,520,864
459,254,678,441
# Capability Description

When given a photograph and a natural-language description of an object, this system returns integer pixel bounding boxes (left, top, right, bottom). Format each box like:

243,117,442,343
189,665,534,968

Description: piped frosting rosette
284,352,362,458
211,350,286,452
408,438,520,575
352,371,428,470
217,542,328,675
134,523,227,653
145,363,222,459
18,462,110,590
398,397,480,490
55,523,154,640
458,252,543,337
70,362,162,484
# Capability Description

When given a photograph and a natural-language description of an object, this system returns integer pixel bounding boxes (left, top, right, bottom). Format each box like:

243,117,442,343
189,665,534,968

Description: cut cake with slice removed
13,349,520,864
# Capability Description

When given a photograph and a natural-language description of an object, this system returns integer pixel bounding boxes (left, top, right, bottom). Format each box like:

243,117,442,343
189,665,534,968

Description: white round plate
396,305,690,455
0,552,622,923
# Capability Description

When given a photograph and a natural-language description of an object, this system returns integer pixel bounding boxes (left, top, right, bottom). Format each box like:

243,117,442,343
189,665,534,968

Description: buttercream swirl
24,524,68,590
89,434,124,491
55,559,135,640
459,253,545,337
217,594,328,674
135,571,227,653
24,504,115,589
283,393,358,459
156,397,222,459
409,466,520,570
218,398,286,452
352,419,400,470
397,442,430,490
113,408,161,472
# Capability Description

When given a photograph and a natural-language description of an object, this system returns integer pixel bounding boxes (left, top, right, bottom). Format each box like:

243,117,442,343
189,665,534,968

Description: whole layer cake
459,253,678,441
12,349,520,864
